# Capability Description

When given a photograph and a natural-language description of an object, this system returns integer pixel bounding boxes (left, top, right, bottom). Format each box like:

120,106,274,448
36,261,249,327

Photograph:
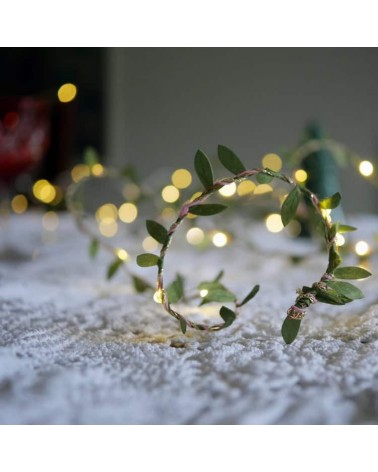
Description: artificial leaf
328,223,339,241
83,147,99,167
219,306,236,327
281,186,301,226
136,253,160,267
326,281,364,300
327,246,342,273
281,317,301,345
194,149,214,188
314,287,351,305
146,220,168,244
189,204,227,216
319,192,341,210
180,318,187,334
333,266,372,280
239,285,260,307
338,224,357,233
89,238,99,259
217,145,246,174
256,172,273,184
132,275,153,293
166,274,185,303
107,258,123,279
213,270,225,283
200,289,237,305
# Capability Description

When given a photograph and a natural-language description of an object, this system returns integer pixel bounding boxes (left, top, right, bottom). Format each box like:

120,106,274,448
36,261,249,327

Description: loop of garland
137,145,371,344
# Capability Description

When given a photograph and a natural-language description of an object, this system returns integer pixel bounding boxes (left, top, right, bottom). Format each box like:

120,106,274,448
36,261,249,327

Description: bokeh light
359,160,374,177
212,232,228,247
265,213,284,233
254,184,273,195
262,153,282,172
355,240,370,256
57,83,77,103
71,164,90,183
42,211,59,231
171,169,192,189
99,221,118,237
294,169,308,183
186,227,205,245
118,203,138,223
237,180,256,196
96,203,118,224
11,194,28,214
115,248,129,261
143,236,159,252
33,179,56,204
161,185,180,203
218,182,237,197
153,289,164,304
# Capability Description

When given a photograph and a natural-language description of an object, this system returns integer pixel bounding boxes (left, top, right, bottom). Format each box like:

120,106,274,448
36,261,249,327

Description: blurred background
0,47,377,213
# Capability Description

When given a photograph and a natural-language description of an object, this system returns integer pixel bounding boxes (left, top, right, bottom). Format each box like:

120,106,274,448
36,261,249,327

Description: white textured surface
0,212,377,424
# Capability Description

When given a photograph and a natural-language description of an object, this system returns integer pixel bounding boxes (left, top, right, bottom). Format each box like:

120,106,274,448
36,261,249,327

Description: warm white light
153,289,164,304
262,153,282,172
91,163,105,176
116,248,129,261
143,236,159,252
218,182,237,197
335,233,345,247
186,227,205,245
99,221,118,237
162,185,180,203
294,169,308,183
266,213,284,233
254,184,273,195
200,289,209,298
71,164,90,183
42,211,59,231
212,232,228,247
11,194,28,214
355,240,370,256
57,83,77,103
118,203,138,223
96,203,118,224
33,179,56,204
161,207,176,221
171,169,192,189
359,160,374,177
237,180,256,196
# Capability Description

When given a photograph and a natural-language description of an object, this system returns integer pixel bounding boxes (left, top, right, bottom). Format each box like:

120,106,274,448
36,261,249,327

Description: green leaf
200,289,237,305
166,274,185,303
107,258,123,279
217,145,246,174
338,224,357,233
319,192,341,210
146,220,168,244
179,318,187,334
333,266,372,280
83,147,99,167
239,285,260,307
219,306,236,327
328,223,339,241
89,238,99,259
281,317,302,344
194,149,214,188
256,172,273,184
326,281,364,300
314,286,351,305
189,204,227,216
327,246,342,273
281,186,301,226
136,253,160,267
132,275,153,293
213,270,225,282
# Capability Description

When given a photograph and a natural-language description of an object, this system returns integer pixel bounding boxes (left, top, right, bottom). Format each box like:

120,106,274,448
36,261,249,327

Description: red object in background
0,96,50,185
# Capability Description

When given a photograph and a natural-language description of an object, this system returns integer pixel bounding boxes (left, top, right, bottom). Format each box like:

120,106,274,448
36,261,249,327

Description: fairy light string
137,146,371,344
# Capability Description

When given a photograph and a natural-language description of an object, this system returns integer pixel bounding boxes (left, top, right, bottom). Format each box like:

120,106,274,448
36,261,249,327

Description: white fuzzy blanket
0,212,377,424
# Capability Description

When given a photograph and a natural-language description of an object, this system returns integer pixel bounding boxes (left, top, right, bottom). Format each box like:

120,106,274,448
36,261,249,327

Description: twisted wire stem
156,168,337,331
